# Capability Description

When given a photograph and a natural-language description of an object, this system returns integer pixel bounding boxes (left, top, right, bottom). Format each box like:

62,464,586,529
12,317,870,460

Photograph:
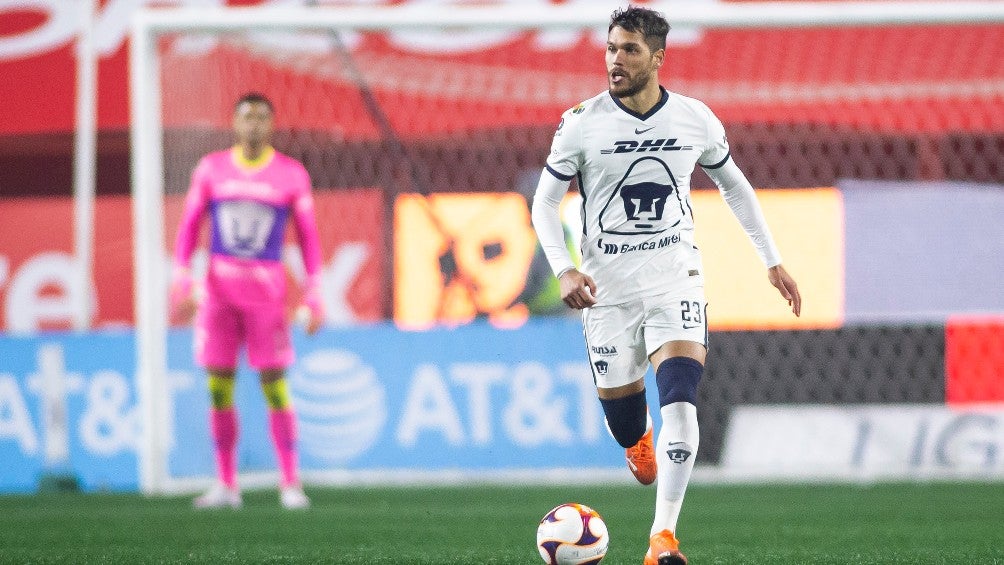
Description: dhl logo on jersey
600,139,694,154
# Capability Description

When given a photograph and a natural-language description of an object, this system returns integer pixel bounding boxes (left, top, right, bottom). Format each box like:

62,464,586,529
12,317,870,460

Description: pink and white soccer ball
536,503,609,565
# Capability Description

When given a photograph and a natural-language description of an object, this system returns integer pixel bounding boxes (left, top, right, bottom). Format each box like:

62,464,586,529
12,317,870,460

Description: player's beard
609,67,653,99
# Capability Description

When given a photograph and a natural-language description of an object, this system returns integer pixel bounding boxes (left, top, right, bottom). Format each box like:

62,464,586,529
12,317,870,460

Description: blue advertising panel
0,332,138,492
167,319,645,478
1,320,653,492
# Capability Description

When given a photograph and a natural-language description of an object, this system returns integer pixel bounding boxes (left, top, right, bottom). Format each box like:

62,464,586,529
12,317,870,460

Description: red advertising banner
0,196,129,331
1,1,1001,137
946,317,1004,405
0,189,384,331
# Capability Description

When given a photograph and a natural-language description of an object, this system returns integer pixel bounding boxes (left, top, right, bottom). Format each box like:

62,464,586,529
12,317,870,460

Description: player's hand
295,304,323,336
304,307,323,336
172,296,198,325
168,268,197,325
301,277,324,336
559,269,598,310
768,264,801,317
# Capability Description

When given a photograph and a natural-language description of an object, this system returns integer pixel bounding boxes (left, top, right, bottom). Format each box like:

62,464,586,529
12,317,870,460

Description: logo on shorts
594,360,609,375
591,345,618,357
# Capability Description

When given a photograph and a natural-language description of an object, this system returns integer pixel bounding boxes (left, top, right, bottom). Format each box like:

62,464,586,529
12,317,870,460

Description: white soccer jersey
542,87,732,305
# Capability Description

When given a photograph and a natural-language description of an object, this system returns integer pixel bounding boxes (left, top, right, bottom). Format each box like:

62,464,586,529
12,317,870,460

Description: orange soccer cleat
625,427,657,485
643,529,688,565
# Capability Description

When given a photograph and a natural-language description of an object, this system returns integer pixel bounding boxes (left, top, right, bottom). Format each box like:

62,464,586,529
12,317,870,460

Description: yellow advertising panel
692,187,844,330
395,189,842,331
394,193,537,329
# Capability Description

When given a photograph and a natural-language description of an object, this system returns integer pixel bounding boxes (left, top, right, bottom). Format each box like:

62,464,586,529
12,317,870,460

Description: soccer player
170,92,324,510
531,7,801,564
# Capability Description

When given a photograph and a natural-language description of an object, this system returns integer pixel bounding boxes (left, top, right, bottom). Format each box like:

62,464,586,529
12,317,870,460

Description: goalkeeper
170,92,324,510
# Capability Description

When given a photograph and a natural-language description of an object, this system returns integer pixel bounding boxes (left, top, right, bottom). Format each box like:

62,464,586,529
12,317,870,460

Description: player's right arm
530,106,597,310
170,158,212,323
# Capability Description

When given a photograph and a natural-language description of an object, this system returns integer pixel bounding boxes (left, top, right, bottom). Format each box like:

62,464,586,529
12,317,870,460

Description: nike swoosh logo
635,126,655,134
682,324,700,329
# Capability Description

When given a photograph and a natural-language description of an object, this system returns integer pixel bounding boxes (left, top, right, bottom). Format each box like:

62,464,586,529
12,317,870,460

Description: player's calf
599,389,648,448
599,390,656,485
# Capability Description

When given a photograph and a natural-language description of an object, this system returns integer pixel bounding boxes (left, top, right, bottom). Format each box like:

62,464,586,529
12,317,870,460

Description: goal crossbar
135,2,1004,32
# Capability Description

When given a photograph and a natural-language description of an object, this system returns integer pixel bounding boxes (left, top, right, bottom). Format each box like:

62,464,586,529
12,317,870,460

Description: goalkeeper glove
301,274,324,335
169,266,196,323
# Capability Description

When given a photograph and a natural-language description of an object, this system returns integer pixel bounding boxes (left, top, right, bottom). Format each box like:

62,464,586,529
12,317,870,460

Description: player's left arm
291,166,324,334
697,103,800,316
704,158,801,316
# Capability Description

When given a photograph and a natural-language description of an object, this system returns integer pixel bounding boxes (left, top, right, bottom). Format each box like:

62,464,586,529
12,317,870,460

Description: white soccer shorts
582,287,708,389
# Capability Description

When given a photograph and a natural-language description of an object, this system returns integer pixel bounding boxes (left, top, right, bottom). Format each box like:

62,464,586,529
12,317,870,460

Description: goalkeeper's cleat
280,485,310,510
626,427,657,485
193,483,242,510
643,529,688,565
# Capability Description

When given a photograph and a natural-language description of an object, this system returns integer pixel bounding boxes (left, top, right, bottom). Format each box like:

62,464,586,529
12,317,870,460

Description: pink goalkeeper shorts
194,295,293,370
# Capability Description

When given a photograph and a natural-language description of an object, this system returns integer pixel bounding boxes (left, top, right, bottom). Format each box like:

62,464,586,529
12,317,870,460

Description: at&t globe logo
290,349,386,465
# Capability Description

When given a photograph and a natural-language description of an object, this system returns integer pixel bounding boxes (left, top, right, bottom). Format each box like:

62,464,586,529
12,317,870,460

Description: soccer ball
536,503,609,565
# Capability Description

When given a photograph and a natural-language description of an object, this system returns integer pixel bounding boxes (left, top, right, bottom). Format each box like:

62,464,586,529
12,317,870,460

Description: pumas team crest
599,156,685,235
666,443,692,464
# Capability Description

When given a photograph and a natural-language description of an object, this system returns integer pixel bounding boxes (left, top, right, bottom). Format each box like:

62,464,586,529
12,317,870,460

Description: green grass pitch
2,482,1003,564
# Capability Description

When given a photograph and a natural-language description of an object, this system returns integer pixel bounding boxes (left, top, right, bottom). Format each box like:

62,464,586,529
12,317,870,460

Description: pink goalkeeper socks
268,409,300,488
210,407,299,488
209,407,238,489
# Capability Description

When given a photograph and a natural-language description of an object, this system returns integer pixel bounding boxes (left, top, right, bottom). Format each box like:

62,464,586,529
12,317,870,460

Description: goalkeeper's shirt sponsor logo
209,199,288,260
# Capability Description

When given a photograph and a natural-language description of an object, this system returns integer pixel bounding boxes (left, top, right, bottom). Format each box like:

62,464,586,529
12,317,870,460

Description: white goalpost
130,2,1004,495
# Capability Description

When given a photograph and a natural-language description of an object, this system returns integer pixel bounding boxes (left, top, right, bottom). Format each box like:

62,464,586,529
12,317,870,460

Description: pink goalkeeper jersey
174,147,322,306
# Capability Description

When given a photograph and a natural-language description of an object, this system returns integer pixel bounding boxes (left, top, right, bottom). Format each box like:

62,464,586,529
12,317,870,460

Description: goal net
131,2,1004,493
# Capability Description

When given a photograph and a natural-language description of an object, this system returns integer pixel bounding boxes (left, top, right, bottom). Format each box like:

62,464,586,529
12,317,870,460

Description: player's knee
655,357,703,407
207,373,236,410
261,376,292,411
599,389,648,448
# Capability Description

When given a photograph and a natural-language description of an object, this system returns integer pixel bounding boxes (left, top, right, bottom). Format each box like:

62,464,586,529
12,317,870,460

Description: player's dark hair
234,92,274,114
609,5,670,53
